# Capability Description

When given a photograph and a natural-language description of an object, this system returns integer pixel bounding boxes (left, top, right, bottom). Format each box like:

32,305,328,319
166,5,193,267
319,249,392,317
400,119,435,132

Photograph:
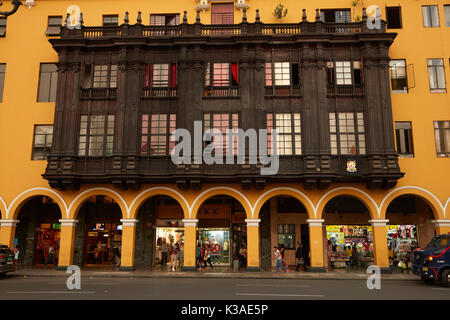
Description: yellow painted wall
0,0,449,228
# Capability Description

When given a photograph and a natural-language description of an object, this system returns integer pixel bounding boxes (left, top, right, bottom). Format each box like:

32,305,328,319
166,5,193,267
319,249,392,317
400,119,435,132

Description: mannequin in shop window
161,238,168,268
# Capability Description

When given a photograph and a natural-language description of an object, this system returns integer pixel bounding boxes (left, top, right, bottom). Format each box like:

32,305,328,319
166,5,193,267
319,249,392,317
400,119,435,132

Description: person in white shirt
274,245,288,275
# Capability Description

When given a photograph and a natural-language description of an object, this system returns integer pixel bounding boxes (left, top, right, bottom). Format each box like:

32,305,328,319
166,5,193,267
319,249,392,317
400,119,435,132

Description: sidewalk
9,266,418,281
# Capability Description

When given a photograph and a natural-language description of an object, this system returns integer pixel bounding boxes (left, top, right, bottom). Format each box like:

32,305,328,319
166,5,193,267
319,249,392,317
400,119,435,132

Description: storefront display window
85,222,122,265
35,223,61,265
198,228,230,265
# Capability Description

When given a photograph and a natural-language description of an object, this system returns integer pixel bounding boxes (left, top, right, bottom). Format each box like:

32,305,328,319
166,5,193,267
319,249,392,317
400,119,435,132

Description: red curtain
144,64,152,87
231,63,238,85
170,63,177,87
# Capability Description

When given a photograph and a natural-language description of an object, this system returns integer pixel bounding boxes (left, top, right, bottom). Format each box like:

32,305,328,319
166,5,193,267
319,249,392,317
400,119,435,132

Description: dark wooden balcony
327,84,364,96
203,86,240,98
264,85,302,97
142,87,177,98
80,88,117,100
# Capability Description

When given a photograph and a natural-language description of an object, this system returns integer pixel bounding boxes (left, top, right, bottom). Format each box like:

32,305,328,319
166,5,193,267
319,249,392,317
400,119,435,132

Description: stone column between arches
370,219,390,273
57,219,78,269
307,219,326,272
119,219,139,271
182,219,198,271
246,219,261,272
433,220,450,235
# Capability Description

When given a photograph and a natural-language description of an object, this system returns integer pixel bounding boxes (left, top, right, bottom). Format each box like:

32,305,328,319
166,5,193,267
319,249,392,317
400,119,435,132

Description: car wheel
441,269,450,287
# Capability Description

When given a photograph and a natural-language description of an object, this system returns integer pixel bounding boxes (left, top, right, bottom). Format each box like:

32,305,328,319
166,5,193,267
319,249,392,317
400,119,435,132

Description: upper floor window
78,115,115,157
141,114,176,156
329,112,366,155
266,113,302,156
386,6,402,29
445,5,450,27
389,59,408,93
205,62,239,87
0,63,5,102
85,64,118,89
150,14,180,25
433,121,450,157
328,61,362,86
203,113,239,155
422,5,440,27
37,63,58,102
277,224,295,250
427,59,446,93
320,9,351,23
32,125,53,160
0,17,6,37
211,3,234,24
144,63,177,88
103,15,119,27
395,122,414,157
46,16,63,36
265,62,300,86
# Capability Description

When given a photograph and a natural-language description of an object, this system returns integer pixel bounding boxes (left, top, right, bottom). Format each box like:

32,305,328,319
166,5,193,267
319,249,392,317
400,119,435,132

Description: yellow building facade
0,0,449,272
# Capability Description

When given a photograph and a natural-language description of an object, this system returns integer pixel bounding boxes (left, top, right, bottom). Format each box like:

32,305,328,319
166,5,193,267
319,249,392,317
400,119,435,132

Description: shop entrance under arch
385,195,436,272
14,196,62,266
258,196,310,272
73,196,122,267
196,195,247,270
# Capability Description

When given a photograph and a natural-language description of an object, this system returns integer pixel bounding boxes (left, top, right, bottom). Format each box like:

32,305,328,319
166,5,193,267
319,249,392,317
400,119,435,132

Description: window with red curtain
231,63,238,86
144,64,152,88
211,3,234,24
170,63,177,87
144,64,177,88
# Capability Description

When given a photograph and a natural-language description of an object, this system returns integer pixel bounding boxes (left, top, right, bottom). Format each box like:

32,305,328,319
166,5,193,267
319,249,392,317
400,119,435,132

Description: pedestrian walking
114,245,121,267
280,244,287,268
196,243,201,270
170,242,180,271
327,240,333,270
203,244,214,270
45,243,57,268
274,246,288,275
295,242,305,271
239,244,247,268
199,244,206,271
13,245,19,265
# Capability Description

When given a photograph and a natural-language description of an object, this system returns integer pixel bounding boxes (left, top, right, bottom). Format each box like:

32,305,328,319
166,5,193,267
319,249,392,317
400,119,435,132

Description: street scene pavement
0,268,449,300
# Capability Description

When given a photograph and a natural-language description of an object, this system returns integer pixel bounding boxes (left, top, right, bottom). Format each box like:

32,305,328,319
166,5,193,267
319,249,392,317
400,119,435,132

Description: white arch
129,186,190,218
379,186,446,219
253,187,315,219
190,186,253,218
67,187,130,219
315,187,380,219
5,187,69,219
445,198,450,220
0,195,7,218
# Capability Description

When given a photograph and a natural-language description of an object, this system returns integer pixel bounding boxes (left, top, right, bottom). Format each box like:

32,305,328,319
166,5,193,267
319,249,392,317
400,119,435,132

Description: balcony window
329,112,366,155
143,63,177,97
0,17,6,37
0,63,5,102
78,115,115,157
328,61,362,87
203,113,239,155
389,60,408,93
395,122,414,157
422,6,440,27
386,7,402,29
320,9,351,23
266,113,302,156
434,121,450,157
102,15,119,27
204,62,239,97
37,63,58,102
46,16,63,36
32,125,53,160
265,62,301,95
211,3,234,24
150,14,180,26
427,59,446,93
141,114,176,156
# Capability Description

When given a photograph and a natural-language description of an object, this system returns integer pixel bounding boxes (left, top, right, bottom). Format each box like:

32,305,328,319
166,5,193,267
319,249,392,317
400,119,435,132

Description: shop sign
197,204,231,219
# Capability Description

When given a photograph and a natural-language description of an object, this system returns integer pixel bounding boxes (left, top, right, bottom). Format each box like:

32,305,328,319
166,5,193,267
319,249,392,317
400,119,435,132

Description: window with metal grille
266,113,302,156
329,112,366,155
92,65,118,88
422,6,440,27
79,115,115,157
389,59,408,93
428,59,446,93
211,3,234,24
434,121,450,157
320,9,351,23
46,16,63,36
395,122,414,157
103,15,119,26
0,63,5,102
0,17,6,37
203,113,239,156
277,224,295,250
37,63,58,102
32,125,53,160
141,114,176,156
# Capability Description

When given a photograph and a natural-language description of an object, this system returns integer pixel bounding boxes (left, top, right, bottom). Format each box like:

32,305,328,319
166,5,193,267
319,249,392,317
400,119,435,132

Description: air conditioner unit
24,0,35,8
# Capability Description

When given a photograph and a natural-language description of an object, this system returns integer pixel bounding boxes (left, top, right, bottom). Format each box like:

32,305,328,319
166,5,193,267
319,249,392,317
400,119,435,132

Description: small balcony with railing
80,87,117,100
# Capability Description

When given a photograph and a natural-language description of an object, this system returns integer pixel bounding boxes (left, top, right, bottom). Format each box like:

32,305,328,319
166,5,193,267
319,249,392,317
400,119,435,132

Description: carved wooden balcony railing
142,87,177,98
80,88,117,100
327,84,364,96
264,85,302,97
203,86,240,98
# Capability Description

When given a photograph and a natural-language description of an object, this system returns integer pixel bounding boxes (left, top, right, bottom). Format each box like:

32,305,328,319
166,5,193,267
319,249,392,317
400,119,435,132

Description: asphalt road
0,275,449,300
